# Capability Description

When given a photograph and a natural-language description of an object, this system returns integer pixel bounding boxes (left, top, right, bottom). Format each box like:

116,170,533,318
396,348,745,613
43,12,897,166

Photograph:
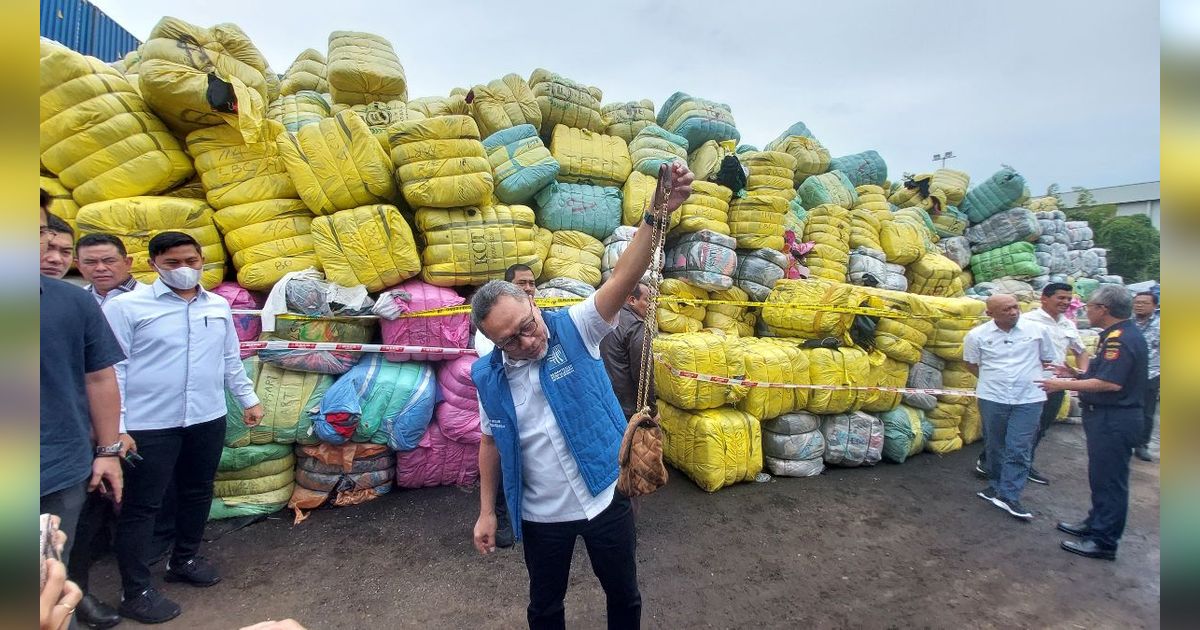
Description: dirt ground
89,422,1160,629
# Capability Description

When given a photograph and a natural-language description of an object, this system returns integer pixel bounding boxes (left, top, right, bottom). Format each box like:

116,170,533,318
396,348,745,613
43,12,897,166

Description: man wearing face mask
102,232,264,624
470,161,693,630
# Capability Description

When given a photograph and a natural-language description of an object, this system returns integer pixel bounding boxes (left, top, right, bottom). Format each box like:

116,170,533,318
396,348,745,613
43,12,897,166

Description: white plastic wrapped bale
938,236,973,269
662,230,738,291
902,351,944,411
966,208,1042,254
820,411,884,467
1075,248,1108,278
848,248,907,292
734,248,788,302
326,31,407,105
762,412,826,478
536,277,596,299
600,100,655,145
1066,221,1095,250
1035,242,1070,275
267,91,332,133
1036,210,1070,245
628,124,689,176
600,226,656,284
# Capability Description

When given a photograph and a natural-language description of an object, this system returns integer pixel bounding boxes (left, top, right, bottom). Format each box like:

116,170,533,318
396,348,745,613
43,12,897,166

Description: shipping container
40,0,141,62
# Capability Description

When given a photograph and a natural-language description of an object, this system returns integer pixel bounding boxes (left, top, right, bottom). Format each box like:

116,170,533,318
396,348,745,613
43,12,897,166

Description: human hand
473,512,498,555
1036,379,1068,393
238,620,307,630
119,433,137,457
40,558,82,630
653,161,694,217
244,403,265,427
1048,364,1077,379
90,455,123,503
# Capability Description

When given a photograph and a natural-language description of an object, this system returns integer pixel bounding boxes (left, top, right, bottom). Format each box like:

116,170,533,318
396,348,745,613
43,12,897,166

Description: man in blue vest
470,161,693,629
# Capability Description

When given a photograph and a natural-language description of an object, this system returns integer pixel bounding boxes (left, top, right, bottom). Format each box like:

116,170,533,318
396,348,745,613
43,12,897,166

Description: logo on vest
547,344,567,366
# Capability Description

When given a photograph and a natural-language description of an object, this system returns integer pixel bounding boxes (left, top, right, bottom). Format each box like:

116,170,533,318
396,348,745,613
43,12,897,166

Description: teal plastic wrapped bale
735,144,759,154
828,151,887,188
482,124,560,204
533,181,622,240
1073,277,1100,301
797,170,858,210
656,91,739,150
315,355,439,448
970,241,1043,282
966,207,1041,254
771,121,815,141
628,124,688,177
879,405,934,464
960,167,1027,223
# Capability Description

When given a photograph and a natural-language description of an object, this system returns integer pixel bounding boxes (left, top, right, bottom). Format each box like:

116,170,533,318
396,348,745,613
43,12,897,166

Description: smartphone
40,514,62,589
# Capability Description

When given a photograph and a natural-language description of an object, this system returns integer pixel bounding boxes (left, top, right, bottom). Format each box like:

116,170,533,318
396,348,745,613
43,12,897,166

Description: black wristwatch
643,211,658,225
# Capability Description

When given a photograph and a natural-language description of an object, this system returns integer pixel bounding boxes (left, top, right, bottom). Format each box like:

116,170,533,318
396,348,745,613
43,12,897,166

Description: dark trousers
1081,405,1141,549
41,480,88,567
1030,390,1066,460
522,493,641,630
69,482,177,592
495,476,510,531
116,419,225,595
1139,376,1160,448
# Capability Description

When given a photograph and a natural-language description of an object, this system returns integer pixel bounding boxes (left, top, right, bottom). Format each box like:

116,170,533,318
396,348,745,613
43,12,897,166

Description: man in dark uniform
1038,285,1147,560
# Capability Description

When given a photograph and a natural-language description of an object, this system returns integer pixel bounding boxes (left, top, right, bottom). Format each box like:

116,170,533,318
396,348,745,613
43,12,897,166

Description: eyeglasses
493,299,539,352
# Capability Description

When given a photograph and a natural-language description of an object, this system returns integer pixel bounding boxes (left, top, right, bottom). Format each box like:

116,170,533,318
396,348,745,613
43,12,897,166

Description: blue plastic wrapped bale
662,229,738,291
656,92,739,150
482,124,560,204
314,355,439,449
828,151,888,188
533,181,622,240
960,167,1027,224
628,124,688,177
797,170,858,210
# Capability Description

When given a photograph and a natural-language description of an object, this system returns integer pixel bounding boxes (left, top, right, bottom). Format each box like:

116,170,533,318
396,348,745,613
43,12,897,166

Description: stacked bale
267,91,333,133
290,443,396,522
416,204,546,286
828,151,887,188
663,230,739,291
310,204,421,292
801,204,852,282
821,412,884,467
534,182,621,240
485,125,560,205
277,110,397,215
673,181,733,236
396,355,483,488
549,124,632,188
333,100,426,152
797,170,858,211
657,92,740,150
540,231,604,287
765,122,831,186
629,125,688,176
466,73,541,139
960,167,1027,224
210,443,295,520
326,31,407,105
280,49,329,95
762,412,826,477
528,68,604,136
389,115,494,210
601,100,656,144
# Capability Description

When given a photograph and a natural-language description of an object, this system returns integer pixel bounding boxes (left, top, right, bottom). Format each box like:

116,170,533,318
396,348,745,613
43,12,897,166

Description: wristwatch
643,211,658,226
95,440,122,457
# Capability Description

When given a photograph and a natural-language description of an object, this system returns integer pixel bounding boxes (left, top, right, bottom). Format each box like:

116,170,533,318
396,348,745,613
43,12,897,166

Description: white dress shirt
103,279,259,431
86,276,144,306
480,295,618,523
1021,307,1085,364
474,329,495,357
963,319,1058,405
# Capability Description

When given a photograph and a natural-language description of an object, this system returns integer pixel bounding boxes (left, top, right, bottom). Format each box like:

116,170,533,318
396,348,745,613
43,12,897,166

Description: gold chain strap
634,173,672,414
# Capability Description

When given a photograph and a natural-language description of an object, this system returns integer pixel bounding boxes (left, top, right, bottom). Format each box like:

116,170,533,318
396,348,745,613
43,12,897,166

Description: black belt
1082,403,1141,413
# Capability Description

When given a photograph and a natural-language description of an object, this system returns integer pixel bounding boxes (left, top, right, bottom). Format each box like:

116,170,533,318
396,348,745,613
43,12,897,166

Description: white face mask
155,265,201,290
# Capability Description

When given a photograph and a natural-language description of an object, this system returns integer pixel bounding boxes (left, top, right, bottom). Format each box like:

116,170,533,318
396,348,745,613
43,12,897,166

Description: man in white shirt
76,233,144,306
470,161,693,629
103,232,263,624
963,294,1057,521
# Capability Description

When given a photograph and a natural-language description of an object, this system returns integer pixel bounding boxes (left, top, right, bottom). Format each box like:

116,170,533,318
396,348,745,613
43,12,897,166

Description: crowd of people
40,159,1159,629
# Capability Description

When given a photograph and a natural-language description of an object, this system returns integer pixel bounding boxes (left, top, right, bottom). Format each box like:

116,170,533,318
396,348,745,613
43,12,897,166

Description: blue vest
471,307,627,541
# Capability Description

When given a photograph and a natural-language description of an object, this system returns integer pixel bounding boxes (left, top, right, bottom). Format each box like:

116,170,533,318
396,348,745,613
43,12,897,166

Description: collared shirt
1134,313,1160,379
963,319,1057,405
40,277,126,496
1021,307,1085,364
480,295,618,523
85,276,143,306
473,328,495,357
103,279,259,431
1081,319,1148,407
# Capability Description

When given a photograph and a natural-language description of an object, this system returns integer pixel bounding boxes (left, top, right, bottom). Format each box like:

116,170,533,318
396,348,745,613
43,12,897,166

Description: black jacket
600,305,655,418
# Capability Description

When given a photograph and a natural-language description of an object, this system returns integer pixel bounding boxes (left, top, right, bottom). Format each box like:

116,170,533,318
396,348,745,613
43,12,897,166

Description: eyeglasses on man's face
494,298,539,352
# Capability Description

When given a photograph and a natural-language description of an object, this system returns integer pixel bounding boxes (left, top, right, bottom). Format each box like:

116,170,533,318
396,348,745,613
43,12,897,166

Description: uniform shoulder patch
1108,329,1122,338
1104,346,1121,360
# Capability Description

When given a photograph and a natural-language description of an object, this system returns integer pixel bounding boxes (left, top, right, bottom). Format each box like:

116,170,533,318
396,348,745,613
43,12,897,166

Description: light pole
932,151,956,169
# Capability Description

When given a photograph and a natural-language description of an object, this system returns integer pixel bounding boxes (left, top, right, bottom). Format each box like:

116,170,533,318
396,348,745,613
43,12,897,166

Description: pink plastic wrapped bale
436,355,482,442
212,282,265,359
375,279,471,362
394,420,481,489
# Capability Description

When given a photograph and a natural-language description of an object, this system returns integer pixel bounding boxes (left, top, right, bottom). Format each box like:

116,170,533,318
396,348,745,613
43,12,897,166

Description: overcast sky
90,0,1159,194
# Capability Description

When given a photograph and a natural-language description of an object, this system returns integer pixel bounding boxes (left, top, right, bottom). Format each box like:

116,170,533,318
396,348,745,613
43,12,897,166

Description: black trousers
978,391,1064,467
115,419,225,595
1081,405,1141,549
521,492,641,630
1139,376,1160,448
41,480,87,567
69,480,178,592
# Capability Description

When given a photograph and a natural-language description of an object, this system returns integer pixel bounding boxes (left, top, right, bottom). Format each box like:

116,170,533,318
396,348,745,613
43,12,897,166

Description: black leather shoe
1061,539,1116,560
77,593,121,629
119,587,181,624
1056,521,1092,537
164,555,221,587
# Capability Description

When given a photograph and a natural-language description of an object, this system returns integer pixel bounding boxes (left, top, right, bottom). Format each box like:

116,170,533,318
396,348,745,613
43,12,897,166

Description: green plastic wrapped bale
1073,277,1100,301
960,167,1026,224
216,443,292,472
879,405,933,463
209,446,295,520
970,241,1043,283
226,361,334,447
797,170,858,210
209,483,294,520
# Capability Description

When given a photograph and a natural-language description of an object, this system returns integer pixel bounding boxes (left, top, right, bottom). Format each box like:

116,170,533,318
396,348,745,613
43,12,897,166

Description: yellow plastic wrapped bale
280,49,328,96
163,177,208,200
186,119,296,210
926,401,965,453
704,286,755,337
924,296,987,362
854,185,891,211
40,39,193,206
728,193,787,250
658,402,762,493
467,74,541,139
388,115,493,209
849,209,885,251
528,68,604,136
743,151,797,196
310,204,421,291
332,100,426,152
416,204,544,286
761,279,856,341
857,287,934,365
214,199,319,291
653,332,746,410
267,91,332,133
673,181,733,236
931,168,970,206
277,110,397,215
736,338,809,420
656,279,707,334
960,400,983,444
879,215,927,265
75,196,227,289
906,252,963,297
407,94,470,118
601,100,656,144
939,361,978,406
549,125,632,187
540,230,603,287
326,31,407,105
802,345,870,414
861,351,908,413
687,140,736,182
620,170,679,229
765,133,830,186
138,17,269,138
40,176,79,230
801,204,852,283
